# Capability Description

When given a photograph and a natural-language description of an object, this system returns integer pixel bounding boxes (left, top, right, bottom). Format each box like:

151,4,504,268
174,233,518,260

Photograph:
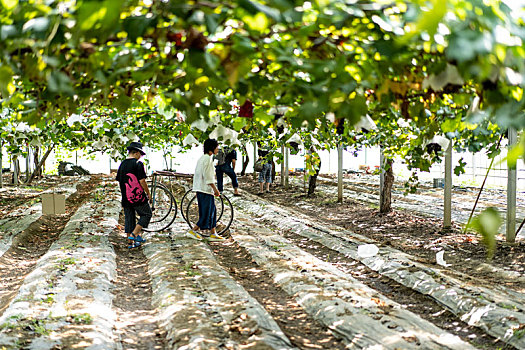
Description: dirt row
1,177,343,348
236,175,525,284
229,189,521,349
0,175,520,349
168,177,518,349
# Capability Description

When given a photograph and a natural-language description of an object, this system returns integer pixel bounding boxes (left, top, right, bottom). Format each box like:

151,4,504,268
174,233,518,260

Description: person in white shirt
188,139,224,241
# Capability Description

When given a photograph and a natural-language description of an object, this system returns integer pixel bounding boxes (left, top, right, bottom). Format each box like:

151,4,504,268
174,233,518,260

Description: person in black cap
115,141,152,248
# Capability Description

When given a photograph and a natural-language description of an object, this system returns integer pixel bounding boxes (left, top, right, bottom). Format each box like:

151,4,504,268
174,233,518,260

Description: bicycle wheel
180,189,194,222
185,194,233,237
182,190,225,225
216,195,233,236
142,183,177,232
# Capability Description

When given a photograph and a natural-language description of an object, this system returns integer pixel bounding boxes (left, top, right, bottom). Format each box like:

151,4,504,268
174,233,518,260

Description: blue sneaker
135,236,146,243
127,235,136,249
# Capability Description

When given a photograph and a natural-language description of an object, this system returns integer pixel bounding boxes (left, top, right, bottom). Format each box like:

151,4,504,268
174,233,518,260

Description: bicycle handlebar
153,170,193,178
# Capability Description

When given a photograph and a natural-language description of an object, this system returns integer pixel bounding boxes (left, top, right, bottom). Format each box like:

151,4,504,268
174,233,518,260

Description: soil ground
0,175,65,216
110,214,166,349
0,176,100,344
237,174,525,349
209,239,346,349
237,175,525,289
0,173,522,349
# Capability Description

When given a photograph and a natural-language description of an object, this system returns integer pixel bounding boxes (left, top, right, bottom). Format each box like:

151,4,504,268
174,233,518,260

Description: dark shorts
123,202,152,233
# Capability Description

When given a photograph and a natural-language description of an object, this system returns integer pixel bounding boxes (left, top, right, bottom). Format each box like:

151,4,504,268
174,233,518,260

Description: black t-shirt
258,149,271,163
225,149,237,166
116,158,148,207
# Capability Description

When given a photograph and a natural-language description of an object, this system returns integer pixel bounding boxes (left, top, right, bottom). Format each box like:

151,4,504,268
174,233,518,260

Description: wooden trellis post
507,128,517,243
337,144,343,203
444,141,453,230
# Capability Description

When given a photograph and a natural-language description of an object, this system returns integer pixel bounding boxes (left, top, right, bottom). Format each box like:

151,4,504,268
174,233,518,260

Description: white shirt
192,154,215,195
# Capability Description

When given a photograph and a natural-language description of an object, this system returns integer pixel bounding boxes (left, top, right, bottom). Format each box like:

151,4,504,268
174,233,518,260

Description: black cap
126,141,146,155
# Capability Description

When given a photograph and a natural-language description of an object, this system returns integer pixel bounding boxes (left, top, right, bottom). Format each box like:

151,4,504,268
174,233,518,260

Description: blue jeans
216,164,239,192
196,192,216,230
258,163,272,183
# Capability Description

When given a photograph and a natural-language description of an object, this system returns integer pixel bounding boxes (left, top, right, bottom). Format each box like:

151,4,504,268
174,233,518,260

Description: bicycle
141,170,183,232
142,171,234,236
183,190,234,237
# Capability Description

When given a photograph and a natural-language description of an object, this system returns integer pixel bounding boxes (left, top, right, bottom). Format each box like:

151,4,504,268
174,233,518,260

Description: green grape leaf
468,207,501,260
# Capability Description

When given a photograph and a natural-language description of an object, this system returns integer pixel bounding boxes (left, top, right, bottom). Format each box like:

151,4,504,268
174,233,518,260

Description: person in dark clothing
215,146,241,196
116,141,152,249
257,148,272,194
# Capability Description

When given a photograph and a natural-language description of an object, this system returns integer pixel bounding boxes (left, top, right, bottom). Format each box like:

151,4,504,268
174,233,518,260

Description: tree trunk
380,159,394,213
163,153,169,170
27,145,54,184
271,160,276,183
12,157,20,185
241,145,249,176
307,158,321,196
33,146,42,179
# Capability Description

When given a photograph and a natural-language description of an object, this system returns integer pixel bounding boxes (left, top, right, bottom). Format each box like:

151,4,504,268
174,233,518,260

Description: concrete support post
379,148,385,206
444,141,453,229
507,128,517,243
0,141,3,188
26,146,30,181
284,146,289,189
337,144,343,203
253,142,257,180
472,153,476,182
281,144,285,186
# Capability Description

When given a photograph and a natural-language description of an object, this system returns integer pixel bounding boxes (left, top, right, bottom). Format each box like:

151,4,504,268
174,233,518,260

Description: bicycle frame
150,170,193,211
150,173,159,211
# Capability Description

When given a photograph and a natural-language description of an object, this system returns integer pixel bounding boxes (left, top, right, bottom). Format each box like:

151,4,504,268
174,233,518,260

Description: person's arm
137,161,150,199
139,178,151,199
231,159,236,170
209,183,220,196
